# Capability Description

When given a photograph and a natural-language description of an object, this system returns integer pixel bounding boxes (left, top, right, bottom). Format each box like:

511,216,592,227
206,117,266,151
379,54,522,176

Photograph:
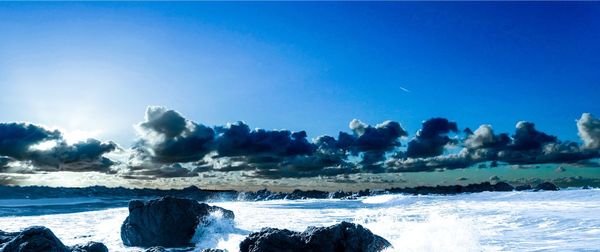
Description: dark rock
0,230,18,245
239,221,391,252
492,182,514,192
534,182,558,191
70,241,109,252
144,247,167,252
1,226,69,252
201,249,226,252
515,185,532,191
120,196,235,248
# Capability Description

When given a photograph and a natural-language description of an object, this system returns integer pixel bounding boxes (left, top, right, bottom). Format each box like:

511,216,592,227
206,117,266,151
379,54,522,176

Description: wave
191,209,250,252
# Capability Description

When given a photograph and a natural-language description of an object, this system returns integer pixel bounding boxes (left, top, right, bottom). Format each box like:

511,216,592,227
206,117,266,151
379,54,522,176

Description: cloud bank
1,107,599,181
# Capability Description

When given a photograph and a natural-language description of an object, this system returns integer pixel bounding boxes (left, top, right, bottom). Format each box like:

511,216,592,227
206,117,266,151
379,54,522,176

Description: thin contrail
399,86,411,93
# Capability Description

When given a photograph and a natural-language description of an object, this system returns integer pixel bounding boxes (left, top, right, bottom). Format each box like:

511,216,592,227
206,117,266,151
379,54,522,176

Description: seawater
1,189,599,252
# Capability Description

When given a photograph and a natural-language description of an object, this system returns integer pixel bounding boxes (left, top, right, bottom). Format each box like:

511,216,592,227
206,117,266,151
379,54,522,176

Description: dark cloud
0,123,61,159
464,122,598,165
336,120,407,170
0,123,116,174
510,121,557,151
215,121,314,158
134,106,215,163
3,107,600,182
406,118,458,158
0,156,11,172
124,163,200,179
28,139,118,172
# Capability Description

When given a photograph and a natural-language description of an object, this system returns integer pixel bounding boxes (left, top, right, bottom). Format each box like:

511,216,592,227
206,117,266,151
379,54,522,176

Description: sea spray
191,210,249,252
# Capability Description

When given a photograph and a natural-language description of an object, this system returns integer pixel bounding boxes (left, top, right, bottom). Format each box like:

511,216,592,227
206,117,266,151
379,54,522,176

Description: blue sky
1,2,599,146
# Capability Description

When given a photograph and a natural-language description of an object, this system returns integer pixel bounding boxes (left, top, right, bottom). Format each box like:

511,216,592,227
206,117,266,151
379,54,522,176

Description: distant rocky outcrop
70,241,109,252
239,221,391,252
534,182,559,191
121,196,234,248
515,185,533,191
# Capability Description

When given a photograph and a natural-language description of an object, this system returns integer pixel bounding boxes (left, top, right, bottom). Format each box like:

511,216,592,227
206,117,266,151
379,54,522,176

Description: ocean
1,189,599,252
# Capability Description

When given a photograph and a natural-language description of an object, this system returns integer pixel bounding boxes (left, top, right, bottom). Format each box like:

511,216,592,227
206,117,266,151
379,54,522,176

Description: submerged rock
0,226,69,252
239,221,391,252
70,241,109,252
534,182,558,191
121,196,235,248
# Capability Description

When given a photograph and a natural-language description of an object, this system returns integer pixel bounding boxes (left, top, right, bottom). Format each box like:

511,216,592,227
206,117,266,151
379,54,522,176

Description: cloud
510,121,557,151
0,123,117,173
577,113,600,150
336,120,407,171
405,118,458,158
214,121,314,158
0,123,61,159
133,106,215,163
3,107,600,182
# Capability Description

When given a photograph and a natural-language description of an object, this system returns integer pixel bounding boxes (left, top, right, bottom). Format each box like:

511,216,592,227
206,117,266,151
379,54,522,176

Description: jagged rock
120,196,235,248
239,221,391,252
534,182,558,191
144,247,167,252
0,230,18,245
492,182,514,191
0,226,69,252
70,241,109,252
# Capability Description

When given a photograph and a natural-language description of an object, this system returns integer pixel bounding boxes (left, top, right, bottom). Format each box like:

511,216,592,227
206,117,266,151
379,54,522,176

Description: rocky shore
0,197,392,252
0,181,564,202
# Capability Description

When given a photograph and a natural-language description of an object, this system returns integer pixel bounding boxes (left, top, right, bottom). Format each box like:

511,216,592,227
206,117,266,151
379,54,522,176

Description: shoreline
0,181,588,202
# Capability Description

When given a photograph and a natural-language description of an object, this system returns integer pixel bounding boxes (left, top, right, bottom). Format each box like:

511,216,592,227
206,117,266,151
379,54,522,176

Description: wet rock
0,226,69,252
492,182,514,191
534,182,558,191
239,221,391,252
0,230,18,245
515,185,532,191
70,241,109,252
143,247,167,252
121,196,234,248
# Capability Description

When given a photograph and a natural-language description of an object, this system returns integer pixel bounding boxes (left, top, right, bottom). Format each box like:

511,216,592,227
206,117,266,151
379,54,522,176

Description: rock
492,182,514,191
120,196,235,248
201,249,226,252
239,221,391,252
534,182,558,191
70,241,109,252
0,230,18,245
0,226,69,252
144,247,167,252
515,185,532,191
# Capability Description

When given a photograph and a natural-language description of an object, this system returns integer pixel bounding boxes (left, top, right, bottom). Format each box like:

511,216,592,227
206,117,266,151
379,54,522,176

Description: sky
0,2,599,190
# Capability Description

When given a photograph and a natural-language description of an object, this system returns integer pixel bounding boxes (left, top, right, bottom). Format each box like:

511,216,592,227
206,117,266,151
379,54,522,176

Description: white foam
1,189,599,252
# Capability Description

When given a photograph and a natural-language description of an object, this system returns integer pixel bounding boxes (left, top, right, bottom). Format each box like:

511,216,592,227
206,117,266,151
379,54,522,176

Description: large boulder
0,226,69,252
239,221,391,252
121,196,234,248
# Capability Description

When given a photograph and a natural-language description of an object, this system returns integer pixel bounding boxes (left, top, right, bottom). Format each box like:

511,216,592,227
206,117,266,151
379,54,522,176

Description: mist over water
1,189,599,252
